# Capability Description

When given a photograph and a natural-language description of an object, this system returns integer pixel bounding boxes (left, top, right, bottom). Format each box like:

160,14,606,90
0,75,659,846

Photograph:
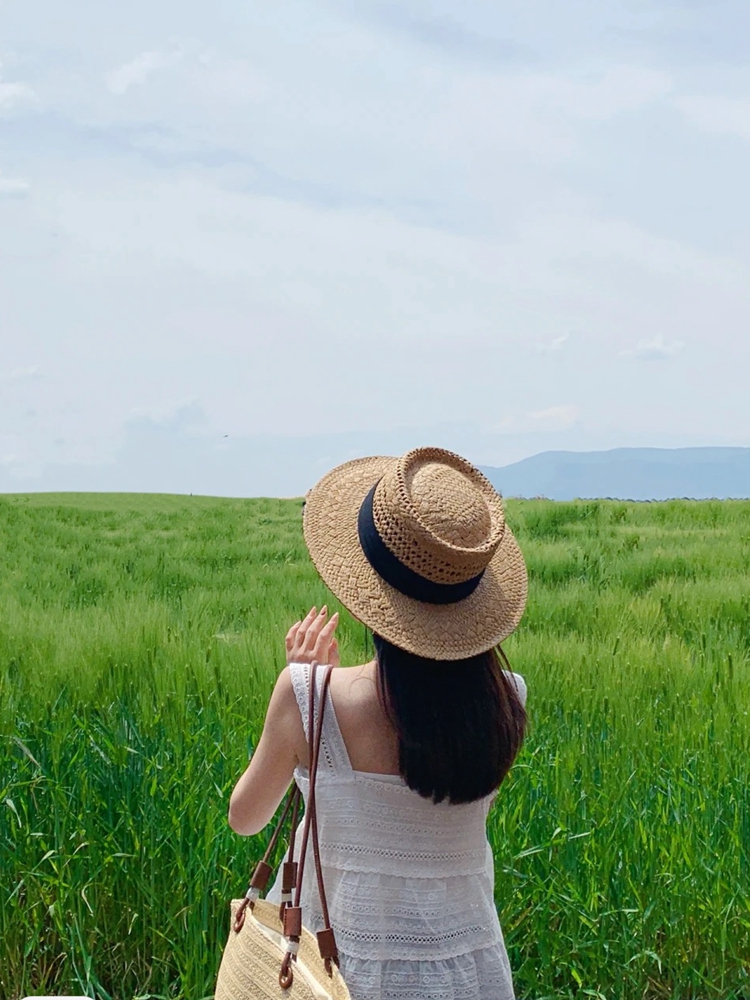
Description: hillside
481,446,750,500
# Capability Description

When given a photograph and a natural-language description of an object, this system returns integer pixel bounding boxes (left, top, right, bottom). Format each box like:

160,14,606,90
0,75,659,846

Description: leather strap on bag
233,782,302,933
278,789,301,922
280,662,340,986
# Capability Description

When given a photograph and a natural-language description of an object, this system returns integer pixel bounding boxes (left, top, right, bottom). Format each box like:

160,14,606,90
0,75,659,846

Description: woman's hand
285,605,340,667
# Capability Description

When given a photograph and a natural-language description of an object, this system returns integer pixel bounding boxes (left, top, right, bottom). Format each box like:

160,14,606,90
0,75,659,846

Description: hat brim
303,455,528,660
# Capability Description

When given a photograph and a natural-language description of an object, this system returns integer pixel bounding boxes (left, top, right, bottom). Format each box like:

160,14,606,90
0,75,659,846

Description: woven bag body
216,900,350,1000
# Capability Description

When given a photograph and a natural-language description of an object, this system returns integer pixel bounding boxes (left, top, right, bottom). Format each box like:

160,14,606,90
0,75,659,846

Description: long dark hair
373,633,526,805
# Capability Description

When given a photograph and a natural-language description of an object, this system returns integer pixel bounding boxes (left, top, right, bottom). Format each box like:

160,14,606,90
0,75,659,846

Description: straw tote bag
215,663,351,1000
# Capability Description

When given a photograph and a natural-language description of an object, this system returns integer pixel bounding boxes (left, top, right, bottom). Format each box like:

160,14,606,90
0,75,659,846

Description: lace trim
269,864,504,962
325,845,489,870
308,919,504,963
338,943,514,996
281,817,490,878
318,806,491,846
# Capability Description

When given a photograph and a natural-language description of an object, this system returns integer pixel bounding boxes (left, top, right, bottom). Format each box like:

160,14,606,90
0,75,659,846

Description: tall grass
1,493,748,1000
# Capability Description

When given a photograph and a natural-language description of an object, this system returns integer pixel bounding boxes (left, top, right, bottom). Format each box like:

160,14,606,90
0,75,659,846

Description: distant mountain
480,447,750,501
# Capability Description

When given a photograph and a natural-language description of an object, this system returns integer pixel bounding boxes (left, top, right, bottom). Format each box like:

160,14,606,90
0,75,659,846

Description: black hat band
357,482,484,606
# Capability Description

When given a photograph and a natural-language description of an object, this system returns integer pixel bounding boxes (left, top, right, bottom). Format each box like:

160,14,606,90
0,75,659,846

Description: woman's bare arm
227,606,340,837
227,668,301,836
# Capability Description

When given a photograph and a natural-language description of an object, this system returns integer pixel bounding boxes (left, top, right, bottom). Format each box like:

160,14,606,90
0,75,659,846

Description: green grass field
1,492,749,1000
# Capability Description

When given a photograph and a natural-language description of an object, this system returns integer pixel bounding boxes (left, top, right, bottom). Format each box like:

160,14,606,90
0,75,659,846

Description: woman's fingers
313,612,339,659
301,607,317,629
286,608,314,663
291,607,317,650
285,621,301,651
287,606,340,665
301,606,328,652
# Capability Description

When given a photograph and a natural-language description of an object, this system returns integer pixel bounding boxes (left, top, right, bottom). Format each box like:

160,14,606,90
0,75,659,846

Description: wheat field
1,492,748,1000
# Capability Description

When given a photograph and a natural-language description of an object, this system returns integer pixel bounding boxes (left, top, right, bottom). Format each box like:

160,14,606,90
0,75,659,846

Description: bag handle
280,661,340,985
232,782,302,933
231,661,341,985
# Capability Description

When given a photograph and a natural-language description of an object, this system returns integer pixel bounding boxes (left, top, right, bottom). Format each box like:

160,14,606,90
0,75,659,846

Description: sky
1,0,750,496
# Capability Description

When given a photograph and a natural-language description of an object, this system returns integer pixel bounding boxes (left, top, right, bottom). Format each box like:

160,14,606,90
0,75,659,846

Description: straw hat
302,447,527,660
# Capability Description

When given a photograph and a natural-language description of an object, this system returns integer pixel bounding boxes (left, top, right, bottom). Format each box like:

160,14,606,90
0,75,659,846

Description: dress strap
507,671,527,709
288,662,313,742
288,662,352,776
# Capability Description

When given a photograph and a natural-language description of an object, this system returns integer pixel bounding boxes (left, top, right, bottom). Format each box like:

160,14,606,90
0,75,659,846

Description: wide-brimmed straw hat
302,446,528,660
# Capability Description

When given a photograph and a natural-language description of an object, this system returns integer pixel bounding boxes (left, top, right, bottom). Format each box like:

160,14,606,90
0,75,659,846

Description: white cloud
535,333,570,354
106,48,185,95
0,171,31,197
0,365,40,381
494,404,580,434
541,65,674,122
529,405,580,430
433,65,673,164
619,335,685,360
0,65,35,108
127,398,208,428
676,95,750,143
0,81,34,105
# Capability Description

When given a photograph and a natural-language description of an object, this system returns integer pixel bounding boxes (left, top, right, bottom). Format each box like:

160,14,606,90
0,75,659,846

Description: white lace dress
266,662,528,1000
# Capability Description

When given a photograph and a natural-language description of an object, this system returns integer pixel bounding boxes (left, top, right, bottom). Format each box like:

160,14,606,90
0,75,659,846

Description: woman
228,447,528,1000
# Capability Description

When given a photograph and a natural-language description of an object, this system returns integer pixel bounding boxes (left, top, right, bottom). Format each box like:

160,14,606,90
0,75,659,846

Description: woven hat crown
371,447,506,586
